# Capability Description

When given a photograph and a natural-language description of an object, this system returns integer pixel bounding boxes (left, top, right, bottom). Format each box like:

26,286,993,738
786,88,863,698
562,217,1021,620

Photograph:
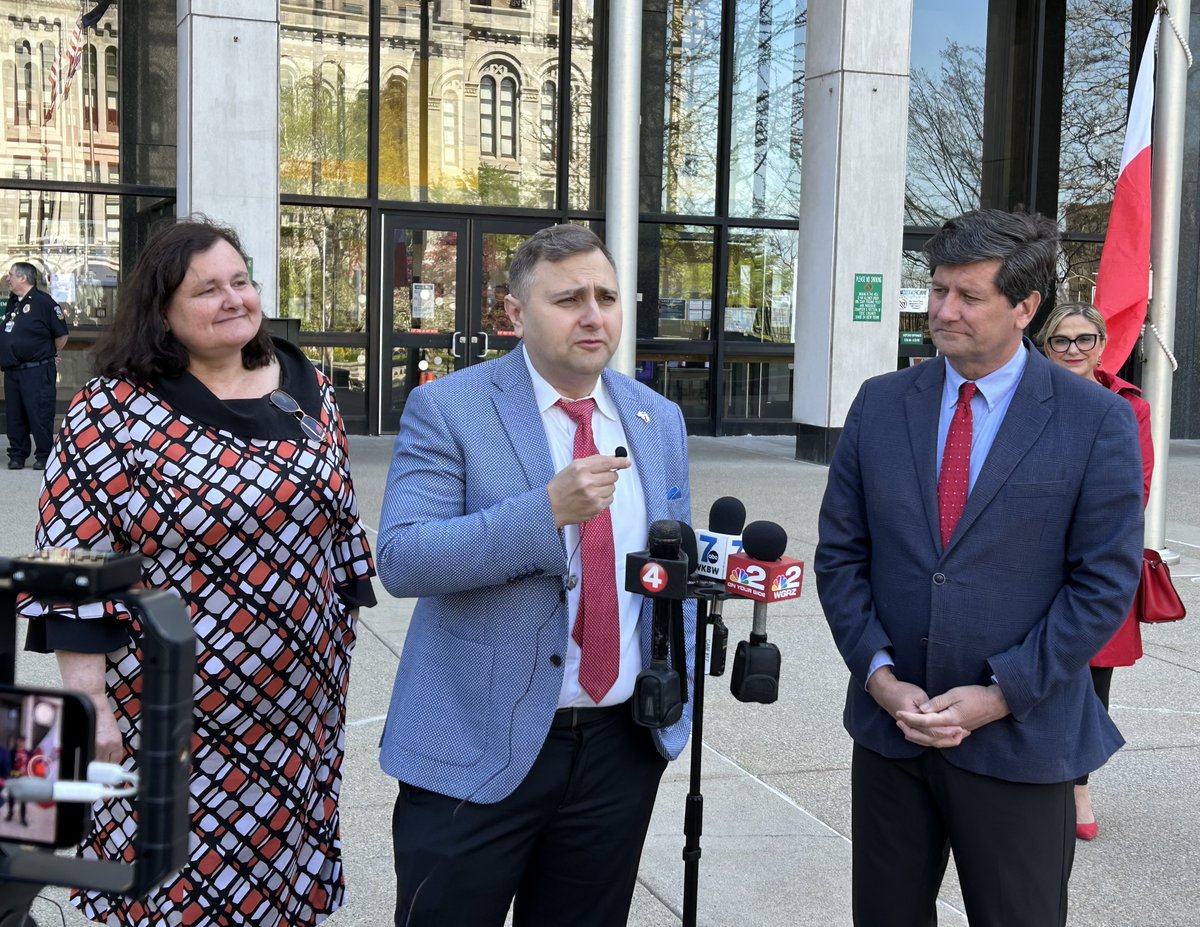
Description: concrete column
177,1,279,312
792,0,914,463
606,0,642,376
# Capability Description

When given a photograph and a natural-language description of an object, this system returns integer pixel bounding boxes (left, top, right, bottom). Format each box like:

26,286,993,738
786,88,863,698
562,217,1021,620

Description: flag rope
1157,2,1194,68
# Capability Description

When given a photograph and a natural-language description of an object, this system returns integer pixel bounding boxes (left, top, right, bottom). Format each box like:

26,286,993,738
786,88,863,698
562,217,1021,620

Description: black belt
551,702,628,730
3,358,54,371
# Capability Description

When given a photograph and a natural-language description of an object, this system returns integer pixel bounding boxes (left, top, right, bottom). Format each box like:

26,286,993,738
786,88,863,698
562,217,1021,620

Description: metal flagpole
1143,0,1192,561
605,0,641,377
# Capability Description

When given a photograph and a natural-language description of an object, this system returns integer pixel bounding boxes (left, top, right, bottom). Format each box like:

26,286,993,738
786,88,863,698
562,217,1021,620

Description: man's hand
866,666,931,721
895,684,1009,749
548,455,632,528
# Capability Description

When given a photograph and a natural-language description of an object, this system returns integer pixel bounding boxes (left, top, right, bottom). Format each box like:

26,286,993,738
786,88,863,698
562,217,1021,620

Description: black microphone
678,521,699,576
696,496,746,583
626,520,689,728
710,496,746,535
692,499,748,676
615,445,628,459
739,521,788,640
727,520,797,704
647,520,683,664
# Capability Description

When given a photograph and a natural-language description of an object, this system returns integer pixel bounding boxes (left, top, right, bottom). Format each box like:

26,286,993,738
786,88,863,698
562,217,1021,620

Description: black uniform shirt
0,287,69,369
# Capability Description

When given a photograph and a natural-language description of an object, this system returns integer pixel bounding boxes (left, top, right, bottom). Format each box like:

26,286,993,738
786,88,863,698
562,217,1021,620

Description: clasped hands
548,454,631,529
866,666,1010,748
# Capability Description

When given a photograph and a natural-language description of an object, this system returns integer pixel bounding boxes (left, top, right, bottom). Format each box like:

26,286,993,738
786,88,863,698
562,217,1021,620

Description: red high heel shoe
1076,821,1099,841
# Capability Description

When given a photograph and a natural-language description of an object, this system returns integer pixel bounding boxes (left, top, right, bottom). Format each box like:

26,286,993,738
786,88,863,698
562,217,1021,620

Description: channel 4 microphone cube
724,553,804,602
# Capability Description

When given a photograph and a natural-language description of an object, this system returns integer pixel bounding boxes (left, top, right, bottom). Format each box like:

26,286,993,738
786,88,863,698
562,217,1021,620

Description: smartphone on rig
0,684,95,848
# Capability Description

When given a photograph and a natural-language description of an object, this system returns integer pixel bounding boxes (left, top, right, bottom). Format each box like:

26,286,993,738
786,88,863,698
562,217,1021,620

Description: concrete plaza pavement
6,434,1200,926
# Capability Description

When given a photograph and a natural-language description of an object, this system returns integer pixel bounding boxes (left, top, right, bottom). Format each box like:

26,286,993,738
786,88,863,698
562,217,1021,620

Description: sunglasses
1046,333,1101,354
267,389,326,442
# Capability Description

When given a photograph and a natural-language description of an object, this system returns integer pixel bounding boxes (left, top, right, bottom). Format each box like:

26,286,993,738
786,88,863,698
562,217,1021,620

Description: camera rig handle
0,552,195,910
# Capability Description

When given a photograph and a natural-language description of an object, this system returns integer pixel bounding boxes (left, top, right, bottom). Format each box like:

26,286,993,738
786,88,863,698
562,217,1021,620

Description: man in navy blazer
815,210,1143,927
376,225,693,926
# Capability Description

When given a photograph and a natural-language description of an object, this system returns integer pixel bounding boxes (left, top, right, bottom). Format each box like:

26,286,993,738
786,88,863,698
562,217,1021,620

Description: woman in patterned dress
21,218,376,926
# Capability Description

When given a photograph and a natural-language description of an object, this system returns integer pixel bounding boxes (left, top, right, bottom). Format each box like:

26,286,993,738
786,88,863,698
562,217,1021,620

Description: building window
40,42,55,113
480,76,496,156
105,47,118,132
15,41,33,126
442,92,459,165
499,76,517,158
540,80,557,162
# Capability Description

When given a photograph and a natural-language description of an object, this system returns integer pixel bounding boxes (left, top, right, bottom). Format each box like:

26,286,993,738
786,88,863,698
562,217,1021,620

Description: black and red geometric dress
21,340,376,927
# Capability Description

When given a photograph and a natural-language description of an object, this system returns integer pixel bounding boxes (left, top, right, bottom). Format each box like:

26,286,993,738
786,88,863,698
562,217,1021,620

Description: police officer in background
2,263,68,470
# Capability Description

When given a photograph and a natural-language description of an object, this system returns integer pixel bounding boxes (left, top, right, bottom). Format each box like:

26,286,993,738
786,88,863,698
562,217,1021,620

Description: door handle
476,332,491,359
450,331,462,358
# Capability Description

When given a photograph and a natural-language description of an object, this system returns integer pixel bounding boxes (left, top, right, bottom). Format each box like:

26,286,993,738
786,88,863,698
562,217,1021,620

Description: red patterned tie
557,399,620,702
937,381,977,548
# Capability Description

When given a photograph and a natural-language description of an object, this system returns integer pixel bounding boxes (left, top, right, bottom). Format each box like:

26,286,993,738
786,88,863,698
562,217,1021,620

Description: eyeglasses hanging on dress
266,389,327,442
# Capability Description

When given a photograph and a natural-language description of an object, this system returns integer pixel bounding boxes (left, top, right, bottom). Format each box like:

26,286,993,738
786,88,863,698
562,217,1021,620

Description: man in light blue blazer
377,225,693,927
815,210,1143,927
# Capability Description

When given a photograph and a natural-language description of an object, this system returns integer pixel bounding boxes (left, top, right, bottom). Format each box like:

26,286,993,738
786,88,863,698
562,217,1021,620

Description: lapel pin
637,410,650,424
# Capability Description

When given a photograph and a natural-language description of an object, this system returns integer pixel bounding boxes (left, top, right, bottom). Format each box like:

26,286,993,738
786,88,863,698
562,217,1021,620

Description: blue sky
910,0,989,75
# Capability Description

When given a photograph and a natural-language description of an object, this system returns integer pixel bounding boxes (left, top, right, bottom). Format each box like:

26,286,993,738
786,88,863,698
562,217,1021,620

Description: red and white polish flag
1094,16,1158,371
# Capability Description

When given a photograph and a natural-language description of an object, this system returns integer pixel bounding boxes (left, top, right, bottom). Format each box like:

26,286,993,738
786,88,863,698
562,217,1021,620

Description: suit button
549,654,563,667
932,573,946,585
920,637,929,647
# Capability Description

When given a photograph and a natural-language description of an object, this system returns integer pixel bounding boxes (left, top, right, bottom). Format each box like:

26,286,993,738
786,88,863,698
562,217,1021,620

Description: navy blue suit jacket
815,344,1144,784
376,346,694,803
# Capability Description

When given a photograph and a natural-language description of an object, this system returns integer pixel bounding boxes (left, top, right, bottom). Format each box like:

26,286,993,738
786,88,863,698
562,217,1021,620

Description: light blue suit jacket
815,344,1144,784
377,346,694,803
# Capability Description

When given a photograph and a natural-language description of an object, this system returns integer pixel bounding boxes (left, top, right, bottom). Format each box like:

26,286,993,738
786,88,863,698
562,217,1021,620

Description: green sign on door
853,273,883,322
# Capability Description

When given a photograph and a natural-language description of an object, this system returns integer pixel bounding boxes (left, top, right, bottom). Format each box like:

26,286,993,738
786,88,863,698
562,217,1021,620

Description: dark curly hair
93,216,274,383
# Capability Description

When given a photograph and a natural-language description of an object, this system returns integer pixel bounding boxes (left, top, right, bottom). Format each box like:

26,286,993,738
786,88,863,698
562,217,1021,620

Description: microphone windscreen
741,520,788,562
615,445,628,458
678,522,699,574
648,519,683,558
708,496,746,535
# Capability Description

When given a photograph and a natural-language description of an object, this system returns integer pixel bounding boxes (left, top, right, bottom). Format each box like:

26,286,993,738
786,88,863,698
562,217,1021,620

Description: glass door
380,214,551,427
470,218,549,365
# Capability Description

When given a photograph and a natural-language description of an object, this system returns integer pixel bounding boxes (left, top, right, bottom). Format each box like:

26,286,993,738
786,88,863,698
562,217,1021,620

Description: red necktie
937,381,977,548
557,398,620,702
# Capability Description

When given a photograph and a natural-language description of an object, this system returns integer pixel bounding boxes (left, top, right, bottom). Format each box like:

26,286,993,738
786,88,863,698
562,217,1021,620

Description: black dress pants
5,364,56,463
851,743,1074,927
392,705,667,927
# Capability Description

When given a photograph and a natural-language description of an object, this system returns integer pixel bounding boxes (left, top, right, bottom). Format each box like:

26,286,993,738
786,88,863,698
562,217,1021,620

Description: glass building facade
3,0,1198,437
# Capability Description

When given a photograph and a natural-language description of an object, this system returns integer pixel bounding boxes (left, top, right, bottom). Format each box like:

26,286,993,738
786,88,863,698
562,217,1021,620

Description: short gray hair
924,209,1060,307
9,262,37,287
508,225,616,304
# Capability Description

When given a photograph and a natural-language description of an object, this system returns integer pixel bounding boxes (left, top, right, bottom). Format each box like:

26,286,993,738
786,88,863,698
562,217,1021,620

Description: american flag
44,16,87,125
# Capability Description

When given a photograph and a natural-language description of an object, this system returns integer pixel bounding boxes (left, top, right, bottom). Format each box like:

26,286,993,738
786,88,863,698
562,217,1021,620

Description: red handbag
1137,549,1187,623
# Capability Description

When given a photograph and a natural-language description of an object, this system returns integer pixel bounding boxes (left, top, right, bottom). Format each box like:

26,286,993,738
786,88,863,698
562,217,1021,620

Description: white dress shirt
523,352,648,708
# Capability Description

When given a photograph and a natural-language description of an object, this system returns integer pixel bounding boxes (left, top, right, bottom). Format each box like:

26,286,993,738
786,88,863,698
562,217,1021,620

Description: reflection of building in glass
280,0,591,208
0,2,121,326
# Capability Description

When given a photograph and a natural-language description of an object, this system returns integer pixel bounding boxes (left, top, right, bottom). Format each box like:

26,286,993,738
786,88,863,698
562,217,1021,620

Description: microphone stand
681,581,732,927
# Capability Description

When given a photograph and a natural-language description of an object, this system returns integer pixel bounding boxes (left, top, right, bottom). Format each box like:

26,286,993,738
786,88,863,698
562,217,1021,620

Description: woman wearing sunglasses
1037,301,1153,843
21,217,375,926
